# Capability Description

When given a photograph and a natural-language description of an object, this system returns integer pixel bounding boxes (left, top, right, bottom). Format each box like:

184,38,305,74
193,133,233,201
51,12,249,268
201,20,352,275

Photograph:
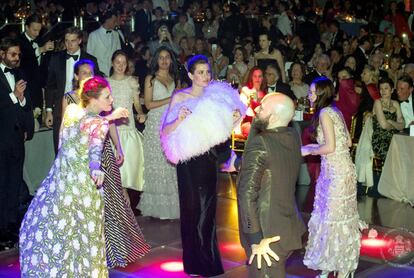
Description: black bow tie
268,85,276,91
66,53,79,60
402,99,410,103
106,30,112,34
4,67,16,74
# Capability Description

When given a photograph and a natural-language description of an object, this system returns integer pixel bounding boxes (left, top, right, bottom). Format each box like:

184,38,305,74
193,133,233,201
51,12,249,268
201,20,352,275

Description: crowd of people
1,0,414,277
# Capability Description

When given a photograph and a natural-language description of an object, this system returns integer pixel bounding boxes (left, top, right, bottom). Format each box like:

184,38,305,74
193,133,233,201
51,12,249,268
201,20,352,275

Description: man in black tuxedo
134,0,153,41
45,27,100,154
265,63,297,101
328,20,347,49
396,74,414,130
0,37,34,250
353,35,372,77
18,14,55,111
304,54,331,85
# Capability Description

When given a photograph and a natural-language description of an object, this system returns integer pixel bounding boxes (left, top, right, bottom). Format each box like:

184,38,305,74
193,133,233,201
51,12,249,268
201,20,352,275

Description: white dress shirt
64,49,81,93
401,94,414,127
1,63,26,107
87,26,121,76
24,32,41,65
277,11,292,36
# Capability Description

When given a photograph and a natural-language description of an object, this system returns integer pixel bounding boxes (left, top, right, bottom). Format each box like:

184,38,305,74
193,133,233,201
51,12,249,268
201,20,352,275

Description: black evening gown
176,150,224,277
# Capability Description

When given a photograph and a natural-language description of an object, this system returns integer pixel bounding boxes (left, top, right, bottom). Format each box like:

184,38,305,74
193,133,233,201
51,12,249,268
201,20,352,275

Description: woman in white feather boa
160,55,246,277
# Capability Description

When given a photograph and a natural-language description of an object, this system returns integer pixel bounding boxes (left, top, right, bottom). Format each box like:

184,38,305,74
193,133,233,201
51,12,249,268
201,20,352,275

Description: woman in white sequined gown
108,50,145,193
138,47,180,219
301,77,366,278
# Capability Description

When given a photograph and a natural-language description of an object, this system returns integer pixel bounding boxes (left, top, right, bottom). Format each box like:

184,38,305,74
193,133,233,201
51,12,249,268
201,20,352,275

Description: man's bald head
255,93,295,129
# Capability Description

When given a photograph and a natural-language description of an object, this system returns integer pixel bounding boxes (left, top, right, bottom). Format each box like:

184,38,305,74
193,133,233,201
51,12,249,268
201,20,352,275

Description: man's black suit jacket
0,68,34,152
45,50,100,118
134,9,152,41
18,33,48,109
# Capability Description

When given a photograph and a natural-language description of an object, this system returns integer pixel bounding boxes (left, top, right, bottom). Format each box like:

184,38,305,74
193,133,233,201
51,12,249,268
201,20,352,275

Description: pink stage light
160,261,184,272
361,238,388,248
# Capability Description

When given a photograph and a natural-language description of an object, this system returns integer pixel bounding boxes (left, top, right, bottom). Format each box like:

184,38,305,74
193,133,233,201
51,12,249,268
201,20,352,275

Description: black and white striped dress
65,92,150,268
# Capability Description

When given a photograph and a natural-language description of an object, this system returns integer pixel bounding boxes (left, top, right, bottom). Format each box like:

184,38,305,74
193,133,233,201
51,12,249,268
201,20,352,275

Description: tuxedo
237,125,306,277
267,81,297,101
353,46,369,76
400,94,414,128
0,65,34,239
304,70,324,85
45,50,99,153
18,33,48,109
330,29,347,48
87,26,121,76
134,9,153,42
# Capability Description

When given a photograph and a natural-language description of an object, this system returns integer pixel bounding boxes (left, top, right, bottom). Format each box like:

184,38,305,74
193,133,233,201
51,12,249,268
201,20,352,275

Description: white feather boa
161,81,246,164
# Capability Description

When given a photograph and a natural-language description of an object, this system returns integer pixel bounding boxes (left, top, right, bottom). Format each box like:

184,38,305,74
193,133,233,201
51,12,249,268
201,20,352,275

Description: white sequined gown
304,106,365,273
108,76,144,191
138,79,179,219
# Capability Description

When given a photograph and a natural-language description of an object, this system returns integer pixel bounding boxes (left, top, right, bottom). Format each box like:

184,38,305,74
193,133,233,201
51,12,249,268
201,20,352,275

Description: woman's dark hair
80,76,109,108
25,14,42,26
288,62,306,81
233,46,247,63
378,77,394,89
244,66,266,92
311,77,336,139
109,50,129,76
72,59,95,90
187,54,209,74
257,31,275,53
148,46,179,85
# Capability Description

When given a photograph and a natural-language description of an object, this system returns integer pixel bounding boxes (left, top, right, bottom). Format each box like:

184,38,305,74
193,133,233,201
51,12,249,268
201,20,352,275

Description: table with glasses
378,134,414,206
23,128,55,195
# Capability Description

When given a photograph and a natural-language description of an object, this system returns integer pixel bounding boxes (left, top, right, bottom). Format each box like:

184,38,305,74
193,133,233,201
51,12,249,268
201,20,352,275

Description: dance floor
1,173,414,277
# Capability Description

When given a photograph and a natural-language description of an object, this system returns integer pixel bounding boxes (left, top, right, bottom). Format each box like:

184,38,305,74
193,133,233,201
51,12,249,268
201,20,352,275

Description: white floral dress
19,104,109,277
304,107,366,273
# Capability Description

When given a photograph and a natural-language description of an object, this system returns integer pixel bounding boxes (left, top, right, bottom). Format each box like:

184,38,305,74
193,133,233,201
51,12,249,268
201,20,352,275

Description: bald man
237,93,306,277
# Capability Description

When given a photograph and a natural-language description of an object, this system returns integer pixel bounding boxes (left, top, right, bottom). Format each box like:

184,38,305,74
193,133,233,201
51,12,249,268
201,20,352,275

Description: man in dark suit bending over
237,93,306,277
0,38,34,250
45,27,100,153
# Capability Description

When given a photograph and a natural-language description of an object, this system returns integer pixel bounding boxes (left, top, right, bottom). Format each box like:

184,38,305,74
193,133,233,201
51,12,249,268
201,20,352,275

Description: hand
136,113,146,123
40,40,54,53
249,236,280,269
14,79,27,101
45,111,53,128
115,148,124,165
177,106,191,122
233,109,241,124
301,144,318,156
91,169,105,188
108,107,129,121
301,146,311,156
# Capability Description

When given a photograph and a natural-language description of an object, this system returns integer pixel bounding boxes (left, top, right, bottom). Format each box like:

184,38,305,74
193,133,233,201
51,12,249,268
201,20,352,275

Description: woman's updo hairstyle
187,54,209,74
79,76,110,108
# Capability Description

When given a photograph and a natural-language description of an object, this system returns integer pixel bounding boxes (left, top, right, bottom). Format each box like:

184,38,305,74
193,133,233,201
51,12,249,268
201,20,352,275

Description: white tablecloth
378,134,414,206
23,129,55,195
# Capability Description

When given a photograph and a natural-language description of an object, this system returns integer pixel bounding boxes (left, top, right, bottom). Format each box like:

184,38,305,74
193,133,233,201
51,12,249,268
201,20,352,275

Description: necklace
381,99,392,110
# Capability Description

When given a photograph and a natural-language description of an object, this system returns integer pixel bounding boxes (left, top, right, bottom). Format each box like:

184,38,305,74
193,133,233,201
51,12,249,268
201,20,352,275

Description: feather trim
161,81,246,164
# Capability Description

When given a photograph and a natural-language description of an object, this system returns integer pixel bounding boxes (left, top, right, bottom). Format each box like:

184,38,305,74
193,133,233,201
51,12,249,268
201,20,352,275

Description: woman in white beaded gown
138,46,180,219
108,50,146,196
301,77,366,278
